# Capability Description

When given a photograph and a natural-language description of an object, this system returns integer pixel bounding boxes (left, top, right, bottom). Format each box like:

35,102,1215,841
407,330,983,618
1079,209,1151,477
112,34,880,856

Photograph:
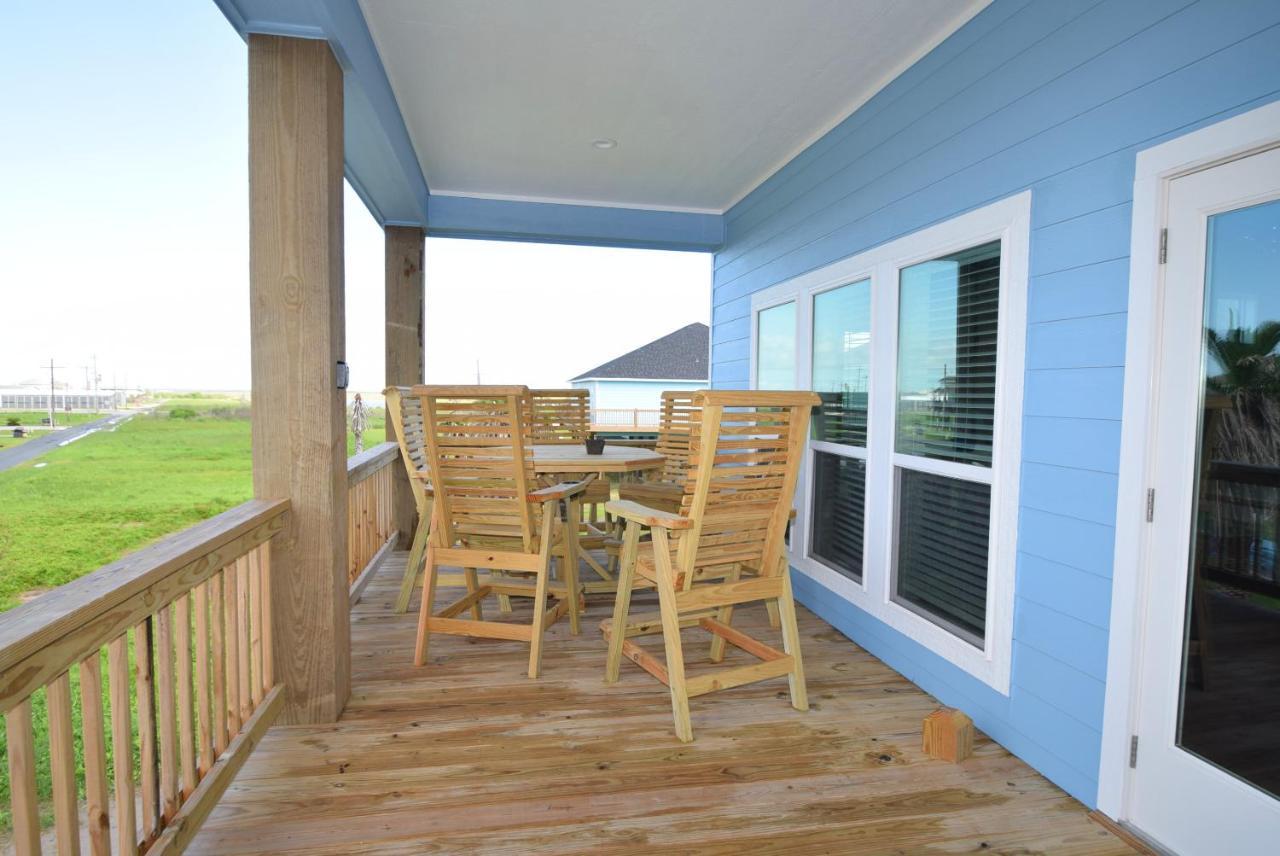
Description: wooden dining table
531,443,665,593
530,443,665,476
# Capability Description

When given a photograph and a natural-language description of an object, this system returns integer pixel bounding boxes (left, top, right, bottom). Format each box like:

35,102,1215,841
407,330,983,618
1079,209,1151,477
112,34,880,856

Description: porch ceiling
214,0,987,248
359,0,988,214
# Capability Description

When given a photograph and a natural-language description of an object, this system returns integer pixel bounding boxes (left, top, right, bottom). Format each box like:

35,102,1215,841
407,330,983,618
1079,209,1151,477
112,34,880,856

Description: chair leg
395,516,430,614
527,504,557,679
651,528,693,742
709,563,741,663
563,498,583,635
776,569,808,712
413,542,440,667
495,571,513,613
765,600,781,629
463,567,483,620
604,520,642,684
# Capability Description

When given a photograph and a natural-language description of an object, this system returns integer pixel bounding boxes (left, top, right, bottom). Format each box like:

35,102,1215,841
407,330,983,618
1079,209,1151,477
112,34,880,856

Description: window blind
896,241,1001,467
810,451,866,580
893,469,991,642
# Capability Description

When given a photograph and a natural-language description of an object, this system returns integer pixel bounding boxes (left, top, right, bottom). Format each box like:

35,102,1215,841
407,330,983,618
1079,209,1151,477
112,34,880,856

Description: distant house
570,323,708,427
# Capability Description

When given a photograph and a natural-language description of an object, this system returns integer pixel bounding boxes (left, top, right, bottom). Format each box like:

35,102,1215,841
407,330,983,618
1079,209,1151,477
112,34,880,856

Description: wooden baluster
224,560,241,736
5,697,40,855
48,671,82,855
156,605,180,823
135,618,159,843
210,571,228,755
80,652,112,856
176,593,198,796
237,555,253,723
261,545,275,688
107,635,137,855
250,548,264,706
193,582,215,776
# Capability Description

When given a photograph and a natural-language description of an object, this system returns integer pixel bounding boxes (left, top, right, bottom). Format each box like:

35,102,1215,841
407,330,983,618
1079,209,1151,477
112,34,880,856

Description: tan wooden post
385,226,425,548
248,34,350,724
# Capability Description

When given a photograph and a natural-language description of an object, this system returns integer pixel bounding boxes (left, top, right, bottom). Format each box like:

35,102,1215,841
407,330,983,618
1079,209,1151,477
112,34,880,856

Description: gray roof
571,323,709,381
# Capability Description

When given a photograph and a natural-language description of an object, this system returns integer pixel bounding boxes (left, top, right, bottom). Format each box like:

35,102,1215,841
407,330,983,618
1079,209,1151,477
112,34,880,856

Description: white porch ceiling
359,0,990,214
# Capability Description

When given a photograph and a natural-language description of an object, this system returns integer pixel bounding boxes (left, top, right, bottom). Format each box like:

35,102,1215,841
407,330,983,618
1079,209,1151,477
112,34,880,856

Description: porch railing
0,498,289,855
1201,460,1280,596
346,442,400,603
591,408,660,431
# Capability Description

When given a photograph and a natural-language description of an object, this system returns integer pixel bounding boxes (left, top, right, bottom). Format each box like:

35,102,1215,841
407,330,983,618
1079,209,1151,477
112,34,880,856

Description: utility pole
43,358,64,428
475,359,481,384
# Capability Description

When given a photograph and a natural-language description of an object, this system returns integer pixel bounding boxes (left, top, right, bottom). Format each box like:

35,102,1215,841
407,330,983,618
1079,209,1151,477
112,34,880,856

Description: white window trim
1098,99,1280,822
750,192,1030,694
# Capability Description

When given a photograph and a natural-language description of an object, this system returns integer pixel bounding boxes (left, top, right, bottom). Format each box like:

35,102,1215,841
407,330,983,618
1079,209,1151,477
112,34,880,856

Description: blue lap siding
711,0,1280,805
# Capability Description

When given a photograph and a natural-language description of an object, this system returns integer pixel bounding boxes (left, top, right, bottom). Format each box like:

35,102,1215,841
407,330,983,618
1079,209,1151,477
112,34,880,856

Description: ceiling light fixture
591,138,618,150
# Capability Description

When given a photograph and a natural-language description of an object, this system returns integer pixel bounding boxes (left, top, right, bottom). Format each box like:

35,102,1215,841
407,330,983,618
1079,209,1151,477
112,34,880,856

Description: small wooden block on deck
922,707,973,763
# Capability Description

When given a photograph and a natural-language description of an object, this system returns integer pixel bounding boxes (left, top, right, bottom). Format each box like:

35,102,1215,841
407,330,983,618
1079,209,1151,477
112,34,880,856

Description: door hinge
1158,228,1168,264
1129,735,1139,768
1145,488,1155,522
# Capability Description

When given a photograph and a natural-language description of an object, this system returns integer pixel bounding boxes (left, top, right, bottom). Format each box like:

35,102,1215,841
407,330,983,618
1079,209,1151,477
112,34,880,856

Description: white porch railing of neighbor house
591,408,660,432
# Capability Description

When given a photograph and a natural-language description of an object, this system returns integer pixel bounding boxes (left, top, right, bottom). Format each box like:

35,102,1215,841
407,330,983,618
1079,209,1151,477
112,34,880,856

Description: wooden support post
922,707,974,763
385,225,425,550
249,33,350,724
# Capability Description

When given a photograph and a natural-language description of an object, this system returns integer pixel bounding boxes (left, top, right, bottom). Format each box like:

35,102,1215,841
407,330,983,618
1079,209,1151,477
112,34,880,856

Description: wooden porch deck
189,552,1131,855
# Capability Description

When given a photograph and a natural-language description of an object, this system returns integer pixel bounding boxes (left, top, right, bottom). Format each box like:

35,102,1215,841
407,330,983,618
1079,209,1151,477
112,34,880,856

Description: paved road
0,412,132,472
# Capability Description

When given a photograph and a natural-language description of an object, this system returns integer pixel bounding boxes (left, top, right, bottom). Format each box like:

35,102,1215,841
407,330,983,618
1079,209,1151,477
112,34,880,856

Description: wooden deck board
189,552,1132,855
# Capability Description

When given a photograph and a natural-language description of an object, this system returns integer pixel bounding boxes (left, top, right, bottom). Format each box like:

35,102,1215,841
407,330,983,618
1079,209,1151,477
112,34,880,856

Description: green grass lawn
0,429,47,452
2,410,105,427
0,413,253,613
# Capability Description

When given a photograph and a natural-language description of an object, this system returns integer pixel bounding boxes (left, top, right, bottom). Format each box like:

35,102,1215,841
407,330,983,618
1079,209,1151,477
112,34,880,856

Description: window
756,301,796,389
748,192,1028,693
812,281,871,446
892,242,1000,644
808,279,871,580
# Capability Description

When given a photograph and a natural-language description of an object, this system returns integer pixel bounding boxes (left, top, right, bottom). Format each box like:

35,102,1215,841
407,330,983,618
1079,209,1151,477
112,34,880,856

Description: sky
0,1,710,395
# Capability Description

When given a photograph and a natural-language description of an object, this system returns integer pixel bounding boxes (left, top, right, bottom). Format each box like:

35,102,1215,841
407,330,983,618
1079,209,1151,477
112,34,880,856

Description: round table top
531,443,665,474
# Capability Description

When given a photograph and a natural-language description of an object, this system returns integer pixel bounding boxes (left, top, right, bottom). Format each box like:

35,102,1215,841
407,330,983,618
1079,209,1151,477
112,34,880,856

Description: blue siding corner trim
716,0,1280,808
426,195,724,252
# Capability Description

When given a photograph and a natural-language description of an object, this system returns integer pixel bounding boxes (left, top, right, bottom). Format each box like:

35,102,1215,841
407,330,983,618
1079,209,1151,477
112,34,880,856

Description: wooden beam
385,225,425,550
249,33,349,724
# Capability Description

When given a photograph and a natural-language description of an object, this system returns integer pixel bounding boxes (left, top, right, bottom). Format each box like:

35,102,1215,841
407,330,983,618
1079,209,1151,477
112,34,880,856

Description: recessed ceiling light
591,138,617,150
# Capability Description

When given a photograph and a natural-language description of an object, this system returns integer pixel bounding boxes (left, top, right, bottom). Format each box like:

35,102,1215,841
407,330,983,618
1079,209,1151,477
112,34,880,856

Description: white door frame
1099,98,1280,821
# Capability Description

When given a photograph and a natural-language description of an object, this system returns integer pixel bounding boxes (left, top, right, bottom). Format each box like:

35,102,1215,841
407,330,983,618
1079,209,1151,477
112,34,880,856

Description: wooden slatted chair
526,388,591,444
527,387,614,584
386,386,436,614
406,385,589,678
602,390,819,741
617,390,700,513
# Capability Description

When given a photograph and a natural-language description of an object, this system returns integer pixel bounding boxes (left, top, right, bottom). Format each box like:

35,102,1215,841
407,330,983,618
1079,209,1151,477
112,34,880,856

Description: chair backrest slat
412,385,537,551
526,389,590,444
675,391,818,583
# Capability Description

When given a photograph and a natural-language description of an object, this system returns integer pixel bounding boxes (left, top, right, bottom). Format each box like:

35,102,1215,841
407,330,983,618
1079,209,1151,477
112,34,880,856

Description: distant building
0,388,120,412
570,323,708,427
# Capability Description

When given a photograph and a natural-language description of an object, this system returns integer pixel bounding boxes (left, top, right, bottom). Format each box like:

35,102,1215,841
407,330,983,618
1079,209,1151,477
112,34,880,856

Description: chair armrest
527,475,594,503
605,500,692,530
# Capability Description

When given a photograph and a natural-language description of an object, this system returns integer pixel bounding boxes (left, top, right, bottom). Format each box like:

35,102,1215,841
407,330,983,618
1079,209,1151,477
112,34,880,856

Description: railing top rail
0,497,289,710
347,441,399,484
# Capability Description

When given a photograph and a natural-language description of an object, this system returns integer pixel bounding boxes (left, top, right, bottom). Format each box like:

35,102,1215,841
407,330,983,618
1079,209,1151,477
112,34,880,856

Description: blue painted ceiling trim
210,0,724,251
427,196,724,253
